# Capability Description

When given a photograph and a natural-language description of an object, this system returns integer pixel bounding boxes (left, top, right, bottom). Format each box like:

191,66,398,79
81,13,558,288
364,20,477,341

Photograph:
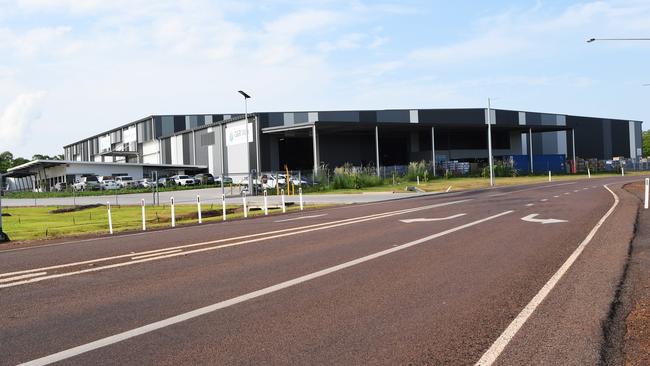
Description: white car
115,176,138,188
100,180,120,190
171,175,195,186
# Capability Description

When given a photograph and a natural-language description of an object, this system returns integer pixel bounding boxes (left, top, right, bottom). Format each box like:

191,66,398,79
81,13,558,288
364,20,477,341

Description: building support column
255,116,261,175
431,126,436,177
375,126,380,177
572,128,577,174
312,124,319,175
529,128,534,174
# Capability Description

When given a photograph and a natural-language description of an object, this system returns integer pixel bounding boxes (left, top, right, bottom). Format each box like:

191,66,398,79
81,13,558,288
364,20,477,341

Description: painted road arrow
521,213,568,224
400,213,466,223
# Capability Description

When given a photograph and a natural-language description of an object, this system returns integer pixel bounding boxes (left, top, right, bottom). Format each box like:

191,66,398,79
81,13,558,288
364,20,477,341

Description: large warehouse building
5,107,644,190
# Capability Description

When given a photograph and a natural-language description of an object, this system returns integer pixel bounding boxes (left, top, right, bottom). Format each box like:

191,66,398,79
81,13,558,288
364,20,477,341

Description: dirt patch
50,204,103,214
1,212,10,216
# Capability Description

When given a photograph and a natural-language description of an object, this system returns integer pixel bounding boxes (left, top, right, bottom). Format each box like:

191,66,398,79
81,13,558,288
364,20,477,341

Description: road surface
0,176,643,365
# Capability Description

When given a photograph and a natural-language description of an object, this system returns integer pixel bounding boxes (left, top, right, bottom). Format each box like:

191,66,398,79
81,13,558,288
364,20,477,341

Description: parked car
194,173,215,185
171,175,195,186
137,178,157,188
240,177,262,192
157,177,171,187
115,176,138,189
278,174,311,186
73,176,100,191
100,180,120,190
53,182,68,192
214,175,233,185
261,174,283,189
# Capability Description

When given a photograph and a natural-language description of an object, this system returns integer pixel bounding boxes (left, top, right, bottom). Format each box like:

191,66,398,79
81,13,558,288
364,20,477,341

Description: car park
171,175,195,186
73,176,100,191
157,177,171,187
214,175,233,185
100,180,120,190
115,176,138,189
53,182,68,192
137,178,157,188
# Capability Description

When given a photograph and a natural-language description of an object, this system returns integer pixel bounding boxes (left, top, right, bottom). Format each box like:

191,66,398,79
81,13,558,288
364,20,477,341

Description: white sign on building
225,122,253,146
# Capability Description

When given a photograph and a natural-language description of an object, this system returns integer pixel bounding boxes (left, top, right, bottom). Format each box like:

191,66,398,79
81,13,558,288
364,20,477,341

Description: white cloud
0,91,46,148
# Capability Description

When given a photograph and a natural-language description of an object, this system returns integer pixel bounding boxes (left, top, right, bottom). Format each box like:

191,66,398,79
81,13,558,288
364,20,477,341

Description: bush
481,161,517,178
331,163,384,189
406,161,429,181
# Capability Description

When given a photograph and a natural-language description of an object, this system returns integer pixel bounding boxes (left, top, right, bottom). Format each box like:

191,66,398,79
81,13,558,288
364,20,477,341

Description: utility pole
0,173,8,242
487,98,495,187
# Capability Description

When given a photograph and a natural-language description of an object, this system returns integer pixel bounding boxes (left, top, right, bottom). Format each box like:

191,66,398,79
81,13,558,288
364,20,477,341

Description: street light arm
587,37,650,43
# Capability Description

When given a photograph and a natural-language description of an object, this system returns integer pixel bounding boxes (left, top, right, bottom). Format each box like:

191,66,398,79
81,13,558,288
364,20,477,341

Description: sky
0,0,649,158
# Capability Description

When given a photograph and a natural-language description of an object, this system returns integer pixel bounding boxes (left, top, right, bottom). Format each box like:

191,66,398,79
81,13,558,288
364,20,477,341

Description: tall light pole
0,173,7,242
487,98,494,187
238,90,252,195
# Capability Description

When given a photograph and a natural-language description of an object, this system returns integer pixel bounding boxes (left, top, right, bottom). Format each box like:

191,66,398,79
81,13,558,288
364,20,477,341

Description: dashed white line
274,214,327,223
525,204,534,207
564,192,570,195
475,184,619,365
573,190,580,193
540,199,548,202
19,210,514,366
131,250,182,260
0,272,47,284
553,195,559,198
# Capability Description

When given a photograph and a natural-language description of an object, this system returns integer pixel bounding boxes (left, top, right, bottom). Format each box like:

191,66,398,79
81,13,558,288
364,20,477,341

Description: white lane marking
553,195,559,198
0,200,470,280
19,210,514,366
573,190,580,193
592,185,597,188
520,214,568,225
0,272,47,284
564,192,570,195
525,204,534,207
475,184,618,365
583,188,589,190
488,182,576,197
446,186,452,192
540,199,548,202
400,213,466,223
274,214,327,223
131,250,182,260
1,200,472,288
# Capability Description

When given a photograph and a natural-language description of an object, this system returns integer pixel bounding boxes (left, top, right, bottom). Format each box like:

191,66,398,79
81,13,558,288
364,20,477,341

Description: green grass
4,183,238,199
1,203,320,242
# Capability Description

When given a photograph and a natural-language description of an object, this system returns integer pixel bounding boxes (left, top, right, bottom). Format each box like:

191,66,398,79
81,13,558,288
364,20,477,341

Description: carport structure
258,108,584,175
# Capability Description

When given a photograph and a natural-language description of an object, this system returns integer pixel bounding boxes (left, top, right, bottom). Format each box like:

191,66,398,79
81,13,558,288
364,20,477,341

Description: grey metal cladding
495,110,518,126
182,133,191,165
541,114,557,126
610,120,629,157
162,138,172,164
525,112,542,125
173,116,185,133
267,113,285,127
359,111,377,123
635,122,643,155
377,110,410,123
283,113,295,126
603,119,612,158
293,112,309,124
318,111,360,122
417,109,485,126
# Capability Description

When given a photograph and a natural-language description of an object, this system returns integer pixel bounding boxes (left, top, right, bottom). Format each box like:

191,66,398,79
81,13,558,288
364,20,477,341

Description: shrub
406,161,429,181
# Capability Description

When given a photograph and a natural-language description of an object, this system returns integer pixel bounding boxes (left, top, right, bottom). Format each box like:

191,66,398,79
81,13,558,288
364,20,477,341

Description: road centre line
487,182,575,197
18,210,514,366
131,250,182,260
0,272,47,284
475,184,618,366
0,200,471,287
274,214,327,222
540,199,548,202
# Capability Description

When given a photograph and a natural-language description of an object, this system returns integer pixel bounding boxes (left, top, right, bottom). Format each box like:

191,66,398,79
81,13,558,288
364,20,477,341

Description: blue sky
0,0,649,158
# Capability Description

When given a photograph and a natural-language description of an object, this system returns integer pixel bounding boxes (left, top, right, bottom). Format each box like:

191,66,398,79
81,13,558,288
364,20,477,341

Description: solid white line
274,214,327,223
564,192,570,195
573,190,580,193
540,199,548,202
0,272,47,284
553,195,559,198
1,200,472,288
131,250,182,260
400,213,466,223
475,184,618,366
19,210,514,366
525,204,534,207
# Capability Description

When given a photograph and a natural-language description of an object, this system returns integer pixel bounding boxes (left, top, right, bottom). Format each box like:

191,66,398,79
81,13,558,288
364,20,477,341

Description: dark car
194,173,215,185
214,175,233,185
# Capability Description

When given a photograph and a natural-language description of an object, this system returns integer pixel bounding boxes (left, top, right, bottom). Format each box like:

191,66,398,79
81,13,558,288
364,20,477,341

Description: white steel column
431,126,436,177
487,98,494,187
375,126,380,177
255,115,261,176
312,124,319,175
572,128,576,174
529,128,533,174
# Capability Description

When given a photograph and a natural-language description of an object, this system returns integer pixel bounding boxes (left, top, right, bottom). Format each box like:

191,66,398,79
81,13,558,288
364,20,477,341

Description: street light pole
587,38,650,42
238,90,252,195
487,98,494,187
0,173,7,242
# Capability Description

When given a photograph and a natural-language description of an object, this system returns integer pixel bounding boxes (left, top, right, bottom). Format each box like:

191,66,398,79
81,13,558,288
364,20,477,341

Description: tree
643,130,650,158
0,151,13,173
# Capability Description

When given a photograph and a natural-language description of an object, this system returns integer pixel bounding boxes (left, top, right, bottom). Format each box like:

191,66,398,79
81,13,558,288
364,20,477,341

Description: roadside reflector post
417,176,420,185
196,195,202,224
621,166,625,176
281,189,286,213
548,171,551,182
171,197,175,228
299,187,304,211
643,178,650,210
587,167,591,178
141,199,146,231
222,194,227,221
263,189,268,216
107,201,113,234
243,192,248,218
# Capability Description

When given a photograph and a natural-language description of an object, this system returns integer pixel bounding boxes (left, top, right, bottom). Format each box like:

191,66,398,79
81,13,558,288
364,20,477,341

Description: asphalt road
0,176,644,365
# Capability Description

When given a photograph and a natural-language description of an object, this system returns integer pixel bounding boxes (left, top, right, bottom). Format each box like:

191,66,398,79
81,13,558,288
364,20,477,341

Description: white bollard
548,171,552,182
281,189,286,213
196,195,202,224
222,194,227,221
170,197,175,228
141,199,146,231
243,193,248,218
263,190,268,216
299,187,304,211
622,166,625,176
587,167,591,179
107,201,113,234
643,178,650,210
417,176,420,185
